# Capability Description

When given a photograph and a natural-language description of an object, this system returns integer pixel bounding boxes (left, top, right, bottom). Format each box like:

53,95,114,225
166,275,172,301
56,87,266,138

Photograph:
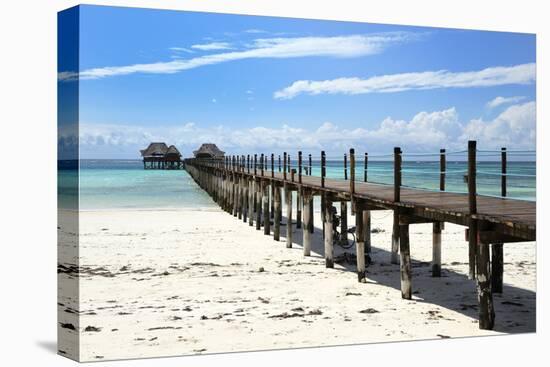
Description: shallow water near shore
59,159,535,210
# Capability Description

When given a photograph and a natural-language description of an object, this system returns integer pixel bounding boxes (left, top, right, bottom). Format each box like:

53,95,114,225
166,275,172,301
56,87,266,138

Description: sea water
58,159,535,210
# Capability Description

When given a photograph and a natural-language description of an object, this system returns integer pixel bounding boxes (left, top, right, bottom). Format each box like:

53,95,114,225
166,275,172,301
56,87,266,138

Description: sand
57,206,536,362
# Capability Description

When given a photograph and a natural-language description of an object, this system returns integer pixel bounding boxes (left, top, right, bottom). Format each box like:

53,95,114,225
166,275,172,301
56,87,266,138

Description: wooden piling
391,210,400,264
356,201,366,282
285,183,293,248
263,181,270,235
303,188,312,256
296,188,302,229
364,209,371,253
274,184,281,241
340,201,347,244
477,238,495,329
255,179,262,231
491,244,503,293
324,198,334,268
283,152,287,180
399,223,412,299
248,179,254,227
432,222,442,277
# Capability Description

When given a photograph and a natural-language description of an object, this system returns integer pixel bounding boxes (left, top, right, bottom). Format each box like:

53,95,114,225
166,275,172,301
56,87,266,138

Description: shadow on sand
262,212,536,334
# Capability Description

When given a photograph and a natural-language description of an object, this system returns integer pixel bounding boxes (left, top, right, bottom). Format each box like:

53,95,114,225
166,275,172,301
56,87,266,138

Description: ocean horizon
58,159,536,210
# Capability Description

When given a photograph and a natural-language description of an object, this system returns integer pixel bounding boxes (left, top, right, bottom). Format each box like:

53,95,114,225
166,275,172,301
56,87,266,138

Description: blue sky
61,5,536,158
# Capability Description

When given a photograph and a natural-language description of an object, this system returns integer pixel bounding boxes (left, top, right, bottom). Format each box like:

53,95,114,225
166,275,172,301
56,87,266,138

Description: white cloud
461,101,535,149
274,63,536,99
486,95,526,109
191,42,233,51
59,32,416,81
244,29,267,34
169,47,195,53
78,101,535,158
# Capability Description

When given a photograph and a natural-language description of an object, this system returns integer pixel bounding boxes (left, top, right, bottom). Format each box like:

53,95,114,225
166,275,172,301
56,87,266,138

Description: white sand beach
57,207,536,362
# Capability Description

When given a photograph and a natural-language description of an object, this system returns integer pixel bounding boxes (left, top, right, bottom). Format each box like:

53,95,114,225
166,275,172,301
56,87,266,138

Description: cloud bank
74,101,535,158
274,63,536,99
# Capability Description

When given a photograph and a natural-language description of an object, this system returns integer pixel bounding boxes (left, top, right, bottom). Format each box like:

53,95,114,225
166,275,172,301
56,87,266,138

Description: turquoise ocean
58,159,536,210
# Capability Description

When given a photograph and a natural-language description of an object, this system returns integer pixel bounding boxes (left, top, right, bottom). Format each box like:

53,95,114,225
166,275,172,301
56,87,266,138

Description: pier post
468,140,477,280
432,222,442,277
340,201,348,244
364,209,371,254
243,176,248,223
296,189,302,229
248,179,254,227
263,181,270,235
391,211,400,264
477,238,495,329
308,154,312,176
356,201,366,282
492,244,503,293
321,151,326,238
324,198,334,268
285,183,293,248
274,184,281,241
400,223,412,299
303,189,312,256
283,152,287,180
256,179,262,230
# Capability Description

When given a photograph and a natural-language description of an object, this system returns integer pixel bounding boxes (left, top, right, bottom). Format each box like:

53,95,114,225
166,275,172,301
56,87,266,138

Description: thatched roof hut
140,142,169,158
193,143,225,159
165,145,182,161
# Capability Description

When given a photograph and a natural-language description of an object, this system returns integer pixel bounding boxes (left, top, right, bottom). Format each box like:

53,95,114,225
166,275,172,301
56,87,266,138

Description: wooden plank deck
258,171,535,240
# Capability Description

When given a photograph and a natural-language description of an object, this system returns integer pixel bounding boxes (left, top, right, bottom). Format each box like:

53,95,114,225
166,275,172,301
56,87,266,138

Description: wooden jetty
184,141,536,330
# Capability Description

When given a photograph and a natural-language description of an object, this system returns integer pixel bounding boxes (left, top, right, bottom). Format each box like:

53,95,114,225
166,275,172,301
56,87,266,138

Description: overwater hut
140,142,183,169
193,143,225,159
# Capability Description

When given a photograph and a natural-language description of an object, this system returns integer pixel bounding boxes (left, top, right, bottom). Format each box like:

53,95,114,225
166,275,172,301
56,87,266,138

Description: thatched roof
140,142,168,157
165,145,181,157
193,143,225,158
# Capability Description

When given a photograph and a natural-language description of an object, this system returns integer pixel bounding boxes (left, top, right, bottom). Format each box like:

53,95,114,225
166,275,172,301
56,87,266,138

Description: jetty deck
184,141,536,330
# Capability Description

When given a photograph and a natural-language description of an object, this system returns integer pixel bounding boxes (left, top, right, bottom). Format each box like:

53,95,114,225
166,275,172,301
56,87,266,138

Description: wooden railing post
260,153,264,176
254,154,257,176
321,151,326,188
364,152,368,182
344,153,348,180
440,148,446,191
308,154,312,176
278,155,281,172
350,149,355,194
501,147,507,198
247,154,250,174
283,152,287,180
298,151,303,183
394,147,402,202
271,153,274,178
